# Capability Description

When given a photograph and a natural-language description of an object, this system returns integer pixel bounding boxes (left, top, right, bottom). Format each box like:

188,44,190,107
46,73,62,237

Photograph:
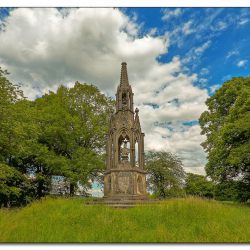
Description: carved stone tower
104,62,147,200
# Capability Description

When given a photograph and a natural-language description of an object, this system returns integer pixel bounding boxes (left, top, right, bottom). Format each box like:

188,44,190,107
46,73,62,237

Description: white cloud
200,68,209,75
182,20,195,35
182,40,211,66
226,49,239,59
210,84,220,93
148,27,158,36
161,8,182,21
237,60,248,67
194,40,211,55
0,8,209,175
199,78,208,86
212,20,228,31
144,124,207,174
238,18,249,26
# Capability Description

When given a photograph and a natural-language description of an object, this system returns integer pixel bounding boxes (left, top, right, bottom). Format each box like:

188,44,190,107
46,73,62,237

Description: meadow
0,196,249,243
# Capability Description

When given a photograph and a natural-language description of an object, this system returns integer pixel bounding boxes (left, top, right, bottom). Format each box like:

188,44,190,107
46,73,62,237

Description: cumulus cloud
0,8,209,175
0,8,153,97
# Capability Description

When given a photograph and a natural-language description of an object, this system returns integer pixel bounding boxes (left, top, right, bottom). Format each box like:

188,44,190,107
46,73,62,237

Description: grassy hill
0,197,249,243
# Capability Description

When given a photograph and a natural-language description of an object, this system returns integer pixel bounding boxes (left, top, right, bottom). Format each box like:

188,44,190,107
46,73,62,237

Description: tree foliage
0,67,115,206
33,83,114,195
199,76,250,201
185,173,214,198
0,163,33,207
0,67,24,107
145,151,186,199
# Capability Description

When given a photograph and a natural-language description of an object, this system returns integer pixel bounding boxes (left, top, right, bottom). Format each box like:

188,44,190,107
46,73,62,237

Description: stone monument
104,62,147,201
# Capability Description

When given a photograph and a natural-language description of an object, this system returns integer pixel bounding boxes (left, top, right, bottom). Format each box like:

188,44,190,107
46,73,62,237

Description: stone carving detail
117,172,131,194
104,62,147,200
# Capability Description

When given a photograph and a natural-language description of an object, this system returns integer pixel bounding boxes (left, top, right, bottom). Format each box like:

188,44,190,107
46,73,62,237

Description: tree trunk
37,180,44,198
70,183,75,196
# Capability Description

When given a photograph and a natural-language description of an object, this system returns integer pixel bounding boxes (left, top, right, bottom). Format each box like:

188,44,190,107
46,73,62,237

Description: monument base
103,168,147,198
104,194,148,201
85,196,159,208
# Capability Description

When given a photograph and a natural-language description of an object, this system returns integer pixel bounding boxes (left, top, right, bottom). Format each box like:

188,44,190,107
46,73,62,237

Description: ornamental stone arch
118,133,130,163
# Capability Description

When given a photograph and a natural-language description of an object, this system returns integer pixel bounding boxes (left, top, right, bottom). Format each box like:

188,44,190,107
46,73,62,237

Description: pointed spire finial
120,62,129,86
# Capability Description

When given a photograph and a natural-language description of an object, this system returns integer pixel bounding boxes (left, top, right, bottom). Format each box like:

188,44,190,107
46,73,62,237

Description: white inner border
0,0,250,7
1,1,249,249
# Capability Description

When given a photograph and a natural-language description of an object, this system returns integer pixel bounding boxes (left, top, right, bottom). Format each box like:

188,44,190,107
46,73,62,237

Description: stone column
114,133,119,168
130,133,135,167
141,133,145,169
106,137,110,169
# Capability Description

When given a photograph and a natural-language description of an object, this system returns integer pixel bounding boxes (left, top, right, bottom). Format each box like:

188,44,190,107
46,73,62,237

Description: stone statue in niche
120,138,130,161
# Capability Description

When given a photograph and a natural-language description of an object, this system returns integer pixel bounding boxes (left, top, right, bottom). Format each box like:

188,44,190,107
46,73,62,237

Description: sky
0,8,250,184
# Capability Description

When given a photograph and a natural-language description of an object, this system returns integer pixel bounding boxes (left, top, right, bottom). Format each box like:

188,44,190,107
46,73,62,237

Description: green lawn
0,196,249,243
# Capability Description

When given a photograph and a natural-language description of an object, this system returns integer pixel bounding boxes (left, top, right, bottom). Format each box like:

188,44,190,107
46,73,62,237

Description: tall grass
0,197,249,242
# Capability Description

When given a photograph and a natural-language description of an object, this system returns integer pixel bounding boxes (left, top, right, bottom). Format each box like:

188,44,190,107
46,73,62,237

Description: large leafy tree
0,67,25,160
0,68,33,206
33,82,114,195
145,151,186,199
185,173,214,198
0,66,115,205
199,76,250,201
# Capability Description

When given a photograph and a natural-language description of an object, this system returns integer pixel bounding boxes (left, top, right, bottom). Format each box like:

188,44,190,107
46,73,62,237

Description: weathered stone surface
104,62,147,201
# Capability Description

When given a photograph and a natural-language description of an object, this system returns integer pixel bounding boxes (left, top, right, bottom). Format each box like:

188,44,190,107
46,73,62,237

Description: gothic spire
120,62,129,86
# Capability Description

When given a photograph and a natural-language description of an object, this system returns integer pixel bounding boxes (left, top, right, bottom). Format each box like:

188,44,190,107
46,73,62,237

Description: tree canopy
145,151,186,199
185,173,214,198
0,67,115,207
199,76,250,202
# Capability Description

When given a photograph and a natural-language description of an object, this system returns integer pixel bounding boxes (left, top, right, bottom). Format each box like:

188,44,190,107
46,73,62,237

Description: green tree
0,67,25,162
185,173,214,198
33,82,114,195
0,68,33,206
0,67,24,107
0,66,115,204
199,76,250,202
145,151,186,199
213,180,238,201
0,163,33,207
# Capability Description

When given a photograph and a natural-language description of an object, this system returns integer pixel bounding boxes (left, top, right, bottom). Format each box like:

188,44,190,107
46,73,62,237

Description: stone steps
84,198,160,208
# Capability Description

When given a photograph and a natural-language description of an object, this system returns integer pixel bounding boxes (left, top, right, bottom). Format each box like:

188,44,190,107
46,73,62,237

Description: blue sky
0,8,249,192
122,8,250,94
1,7,249,94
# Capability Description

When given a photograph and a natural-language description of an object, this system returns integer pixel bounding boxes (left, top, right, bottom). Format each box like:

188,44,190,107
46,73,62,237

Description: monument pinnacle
120,62,129,86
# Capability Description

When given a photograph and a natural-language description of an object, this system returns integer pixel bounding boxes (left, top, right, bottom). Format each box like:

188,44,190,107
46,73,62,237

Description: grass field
0,196,249,243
